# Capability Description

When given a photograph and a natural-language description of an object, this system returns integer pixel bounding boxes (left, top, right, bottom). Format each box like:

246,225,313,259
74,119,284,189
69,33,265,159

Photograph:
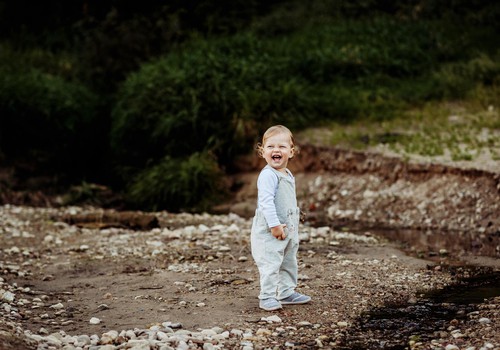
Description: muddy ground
1,145,499,349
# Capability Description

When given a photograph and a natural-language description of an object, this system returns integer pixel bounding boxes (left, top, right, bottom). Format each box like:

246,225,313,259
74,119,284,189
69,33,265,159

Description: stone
89,317,101,325
261,315,282,323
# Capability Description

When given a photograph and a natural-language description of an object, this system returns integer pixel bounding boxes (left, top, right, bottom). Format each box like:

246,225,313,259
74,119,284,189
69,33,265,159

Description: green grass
299,95,500,167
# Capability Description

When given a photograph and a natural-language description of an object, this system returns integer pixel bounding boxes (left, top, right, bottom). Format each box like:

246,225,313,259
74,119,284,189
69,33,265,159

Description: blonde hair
255,125,299,158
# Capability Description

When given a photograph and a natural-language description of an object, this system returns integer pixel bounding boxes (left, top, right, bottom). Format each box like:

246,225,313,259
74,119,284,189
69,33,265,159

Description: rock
478,317,491,324
261,315,282,323
1,291,15,303
89,317,101,325
256,328,272,336
49,303,64,310
101,330,119,344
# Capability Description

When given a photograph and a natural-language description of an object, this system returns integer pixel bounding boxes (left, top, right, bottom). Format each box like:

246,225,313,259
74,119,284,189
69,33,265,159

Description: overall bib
251,166,300,300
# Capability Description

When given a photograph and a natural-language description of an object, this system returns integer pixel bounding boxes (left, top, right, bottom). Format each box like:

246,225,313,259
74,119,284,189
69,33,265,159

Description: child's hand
271,224,287,240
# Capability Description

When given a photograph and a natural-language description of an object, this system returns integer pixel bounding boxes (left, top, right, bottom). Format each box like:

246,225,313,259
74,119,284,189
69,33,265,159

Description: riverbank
1,138,500,349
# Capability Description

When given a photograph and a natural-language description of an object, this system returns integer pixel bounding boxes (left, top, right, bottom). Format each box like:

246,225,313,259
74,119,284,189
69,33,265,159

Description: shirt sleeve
257,168,281,228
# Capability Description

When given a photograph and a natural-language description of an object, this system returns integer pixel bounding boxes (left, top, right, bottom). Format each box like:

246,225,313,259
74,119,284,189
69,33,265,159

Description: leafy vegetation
126,152,225,212
0,62,100,179
0,0,498,210
310,99,500,164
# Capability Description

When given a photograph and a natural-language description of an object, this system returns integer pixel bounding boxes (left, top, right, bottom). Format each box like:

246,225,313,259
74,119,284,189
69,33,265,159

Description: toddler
251,125,311,311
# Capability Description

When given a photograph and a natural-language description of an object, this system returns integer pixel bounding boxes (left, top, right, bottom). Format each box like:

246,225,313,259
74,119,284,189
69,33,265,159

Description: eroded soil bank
226,146,499,261
1,146,499,349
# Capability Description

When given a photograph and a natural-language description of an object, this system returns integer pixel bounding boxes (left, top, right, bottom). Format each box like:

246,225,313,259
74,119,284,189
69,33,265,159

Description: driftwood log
61,210,160,230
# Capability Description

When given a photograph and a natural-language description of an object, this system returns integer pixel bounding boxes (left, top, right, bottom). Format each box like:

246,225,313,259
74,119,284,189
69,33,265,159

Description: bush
126,152,225,212
111,33,314,175
110,20,447,179
430,53,500,99
0,65,99,177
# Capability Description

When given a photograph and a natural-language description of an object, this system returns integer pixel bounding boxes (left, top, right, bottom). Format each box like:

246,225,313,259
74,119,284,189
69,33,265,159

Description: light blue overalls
251,165,300,300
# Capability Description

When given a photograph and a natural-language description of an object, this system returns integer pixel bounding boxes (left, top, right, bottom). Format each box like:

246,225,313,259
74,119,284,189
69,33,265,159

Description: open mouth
272,155,282,161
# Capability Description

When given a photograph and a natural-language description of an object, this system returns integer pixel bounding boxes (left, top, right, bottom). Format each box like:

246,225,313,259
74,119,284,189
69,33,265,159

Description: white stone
1,291,15,303
201,329,217,336
211,327,224,334
126,330,137,339
101,330,118,344
157,331,170,341
97,345,115,350
45,335,63,347
256,328,272,336
177,340,189,350
89,317,101,324
76,335,91,346
227,224,240,233
261,315,282,323
127,339,150,348
203,343,215,350
50,302,64,309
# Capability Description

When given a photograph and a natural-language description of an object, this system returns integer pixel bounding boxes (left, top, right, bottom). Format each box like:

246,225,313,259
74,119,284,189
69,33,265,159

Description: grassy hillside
0,0,498,210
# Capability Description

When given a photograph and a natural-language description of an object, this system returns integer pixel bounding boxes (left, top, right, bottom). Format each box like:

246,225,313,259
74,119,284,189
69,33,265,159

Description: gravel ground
1,146,499,350
0,205,498,350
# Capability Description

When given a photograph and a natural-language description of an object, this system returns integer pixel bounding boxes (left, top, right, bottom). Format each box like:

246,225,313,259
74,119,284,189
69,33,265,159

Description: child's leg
251,214,287,299
277,238,298,299
252,231,287,299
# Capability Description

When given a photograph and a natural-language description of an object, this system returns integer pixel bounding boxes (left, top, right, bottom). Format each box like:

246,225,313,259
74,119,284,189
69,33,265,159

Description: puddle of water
422,269,500,304
337,268,500,350
323,223,500,349
343,225,500,262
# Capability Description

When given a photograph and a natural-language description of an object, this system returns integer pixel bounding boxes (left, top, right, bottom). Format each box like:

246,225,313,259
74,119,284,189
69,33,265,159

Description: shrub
126,152,225,212
0,65,99,177
111,33,314,175
431,53,500,99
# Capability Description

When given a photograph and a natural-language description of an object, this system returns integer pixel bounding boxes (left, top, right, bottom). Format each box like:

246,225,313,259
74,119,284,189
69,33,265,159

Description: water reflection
351,226,500,261
339,268,500,350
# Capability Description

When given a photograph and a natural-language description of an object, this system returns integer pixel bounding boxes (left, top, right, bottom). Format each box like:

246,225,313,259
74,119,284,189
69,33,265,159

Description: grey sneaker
280,292,311,305
259,298,282,311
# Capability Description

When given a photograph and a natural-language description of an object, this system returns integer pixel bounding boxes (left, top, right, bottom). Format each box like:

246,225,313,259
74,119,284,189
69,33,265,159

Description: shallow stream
337,268,499,349
337,225,500,349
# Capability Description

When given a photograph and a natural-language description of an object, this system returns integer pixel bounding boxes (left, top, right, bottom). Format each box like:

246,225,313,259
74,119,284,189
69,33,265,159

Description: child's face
262,132,294,173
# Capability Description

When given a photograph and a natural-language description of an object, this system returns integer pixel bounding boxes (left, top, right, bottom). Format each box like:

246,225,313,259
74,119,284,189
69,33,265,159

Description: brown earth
1,145,499,349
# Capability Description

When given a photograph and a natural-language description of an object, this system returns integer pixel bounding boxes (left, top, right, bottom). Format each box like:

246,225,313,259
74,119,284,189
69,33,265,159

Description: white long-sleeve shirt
256,165,295,228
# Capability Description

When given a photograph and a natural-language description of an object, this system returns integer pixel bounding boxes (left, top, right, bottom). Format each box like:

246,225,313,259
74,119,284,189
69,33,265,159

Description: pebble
50,302,64,309
261,315,282,323
89,317,101,324
1,291,15,303
1,205,499,350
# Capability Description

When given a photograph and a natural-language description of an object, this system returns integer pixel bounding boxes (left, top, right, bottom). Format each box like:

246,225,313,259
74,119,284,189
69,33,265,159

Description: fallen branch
61,211,160,230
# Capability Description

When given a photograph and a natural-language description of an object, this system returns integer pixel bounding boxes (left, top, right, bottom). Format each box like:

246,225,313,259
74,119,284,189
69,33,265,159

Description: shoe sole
260,304,282,311
280,299,311,305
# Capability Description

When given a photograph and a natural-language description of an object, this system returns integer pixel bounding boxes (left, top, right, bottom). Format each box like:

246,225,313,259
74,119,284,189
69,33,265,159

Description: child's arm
257,169,281,228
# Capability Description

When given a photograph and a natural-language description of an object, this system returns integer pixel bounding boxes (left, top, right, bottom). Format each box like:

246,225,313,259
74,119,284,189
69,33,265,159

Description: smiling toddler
250,125,311,311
